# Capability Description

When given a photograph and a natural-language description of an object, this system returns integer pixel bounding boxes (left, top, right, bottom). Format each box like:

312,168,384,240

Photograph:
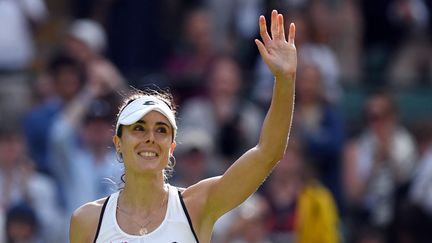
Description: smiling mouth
138,151,159,158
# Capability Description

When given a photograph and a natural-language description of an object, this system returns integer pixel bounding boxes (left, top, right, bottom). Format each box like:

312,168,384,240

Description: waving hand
255,10,297,80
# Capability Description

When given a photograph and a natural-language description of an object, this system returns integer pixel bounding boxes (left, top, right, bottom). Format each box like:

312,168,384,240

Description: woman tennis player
70,9,297,243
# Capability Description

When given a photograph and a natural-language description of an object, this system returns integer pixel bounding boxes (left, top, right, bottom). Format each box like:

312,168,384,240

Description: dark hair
6,203,39,241
48,53,85,85
364,89,399,118
84,95,118,124
115,87,177,182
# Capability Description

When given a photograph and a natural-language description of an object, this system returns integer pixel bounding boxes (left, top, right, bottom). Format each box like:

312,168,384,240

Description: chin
135,158,167,172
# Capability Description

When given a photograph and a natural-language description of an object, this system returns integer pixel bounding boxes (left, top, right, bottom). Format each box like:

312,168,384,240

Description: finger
278,14,285,41
255,39,269,60
271,10,278,39
288,23,296,45
259,15,271,45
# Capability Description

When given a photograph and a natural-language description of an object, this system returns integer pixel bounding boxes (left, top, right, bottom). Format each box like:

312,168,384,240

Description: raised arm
186,10,297,227
253,10,296,160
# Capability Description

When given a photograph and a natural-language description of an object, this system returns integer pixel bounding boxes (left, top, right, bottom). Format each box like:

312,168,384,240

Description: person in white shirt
70,10,297,243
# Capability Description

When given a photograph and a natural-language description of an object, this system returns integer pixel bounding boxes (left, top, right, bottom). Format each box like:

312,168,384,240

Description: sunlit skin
70,10,296,243
113,111,177,180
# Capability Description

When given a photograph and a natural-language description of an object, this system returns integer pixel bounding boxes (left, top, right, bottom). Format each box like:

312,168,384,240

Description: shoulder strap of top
93,196,111,243
177,189,200,243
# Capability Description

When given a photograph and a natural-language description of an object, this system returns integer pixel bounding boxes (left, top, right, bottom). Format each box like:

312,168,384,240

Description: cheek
116,135,135,154
156,135,174,147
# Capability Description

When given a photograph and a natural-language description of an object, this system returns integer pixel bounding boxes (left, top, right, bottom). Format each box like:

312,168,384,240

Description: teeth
139,152,157,157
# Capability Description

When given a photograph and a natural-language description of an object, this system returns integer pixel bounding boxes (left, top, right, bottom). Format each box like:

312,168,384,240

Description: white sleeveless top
94,185,199,243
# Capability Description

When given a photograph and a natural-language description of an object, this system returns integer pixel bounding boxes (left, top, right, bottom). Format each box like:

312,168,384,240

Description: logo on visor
143,101,157,106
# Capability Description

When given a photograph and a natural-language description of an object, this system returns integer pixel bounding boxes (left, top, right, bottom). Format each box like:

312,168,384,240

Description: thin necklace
116,189,169,235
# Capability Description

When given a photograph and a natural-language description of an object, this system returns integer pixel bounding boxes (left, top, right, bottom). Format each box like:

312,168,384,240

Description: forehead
134,111,171,125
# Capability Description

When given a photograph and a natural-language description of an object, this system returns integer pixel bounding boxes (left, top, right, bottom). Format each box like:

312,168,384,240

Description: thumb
255,39,269,61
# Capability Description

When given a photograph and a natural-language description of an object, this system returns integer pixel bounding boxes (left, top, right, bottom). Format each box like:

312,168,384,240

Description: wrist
275,72,296,83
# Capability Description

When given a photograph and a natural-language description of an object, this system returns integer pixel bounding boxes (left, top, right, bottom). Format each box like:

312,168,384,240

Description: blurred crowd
0,0,432,242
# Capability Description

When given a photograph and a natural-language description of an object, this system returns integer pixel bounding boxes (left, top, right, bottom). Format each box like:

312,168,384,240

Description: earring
116,151,123,163
169,155,176,168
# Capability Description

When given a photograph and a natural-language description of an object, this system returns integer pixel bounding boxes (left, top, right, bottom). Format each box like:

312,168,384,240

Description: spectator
203,0,264,69
263,139,340,243
0,0,48,125
332,0,363,84
0,0,47,71
386,0,431,87
164,7,217,102
172,128,215,187
343,91,417,241
65,19,126,97
49,93,123,216
47,48,125,216
410,119,432,214
0,127,64,243
390,119,432,243
5,204,41,243
219,194,272,243
291,62,345,212
179,55,263,170
22,53,85,175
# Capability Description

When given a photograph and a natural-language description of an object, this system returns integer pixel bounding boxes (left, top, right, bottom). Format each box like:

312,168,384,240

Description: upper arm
187,146,278,223
70,210,90,243
184,91,293,223
69,200,105,243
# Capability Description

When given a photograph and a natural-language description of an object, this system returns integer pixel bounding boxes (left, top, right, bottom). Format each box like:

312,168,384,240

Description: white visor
115,96,177,137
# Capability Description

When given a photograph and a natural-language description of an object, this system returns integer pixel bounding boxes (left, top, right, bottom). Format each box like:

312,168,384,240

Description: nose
145,130,155,144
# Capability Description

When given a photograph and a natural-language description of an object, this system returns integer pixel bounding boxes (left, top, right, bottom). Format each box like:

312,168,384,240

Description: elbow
272,150,286,163
278,148,287,160
257,144,287,165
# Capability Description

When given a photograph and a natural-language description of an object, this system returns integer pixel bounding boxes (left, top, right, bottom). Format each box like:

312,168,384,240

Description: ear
170,142,177,156
113,135,121,152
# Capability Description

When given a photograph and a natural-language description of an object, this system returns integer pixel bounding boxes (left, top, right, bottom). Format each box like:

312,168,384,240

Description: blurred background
0,0,432,242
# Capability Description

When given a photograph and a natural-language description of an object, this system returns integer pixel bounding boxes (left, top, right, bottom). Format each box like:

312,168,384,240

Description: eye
156,126,168,133
132,125,145,131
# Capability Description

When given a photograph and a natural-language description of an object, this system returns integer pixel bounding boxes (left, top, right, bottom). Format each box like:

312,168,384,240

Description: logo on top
143,100,157,106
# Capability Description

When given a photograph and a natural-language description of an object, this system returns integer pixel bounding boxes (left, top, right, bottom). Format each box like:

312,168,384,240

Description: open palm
255,10,297,80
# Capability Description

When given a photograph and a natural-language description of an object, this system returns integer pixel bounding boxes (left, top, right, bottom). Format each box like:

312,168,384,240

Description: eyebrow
136,120,171,128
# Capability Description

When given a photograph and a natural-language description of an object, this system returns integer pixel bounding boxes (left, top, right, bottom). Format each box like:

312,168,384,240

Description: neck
120,171,168,212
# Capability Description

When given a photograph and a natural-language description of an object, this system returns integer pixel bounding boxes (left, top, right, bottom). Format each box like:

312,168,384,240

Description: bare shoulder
72,197,107,224
70,197,109,243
